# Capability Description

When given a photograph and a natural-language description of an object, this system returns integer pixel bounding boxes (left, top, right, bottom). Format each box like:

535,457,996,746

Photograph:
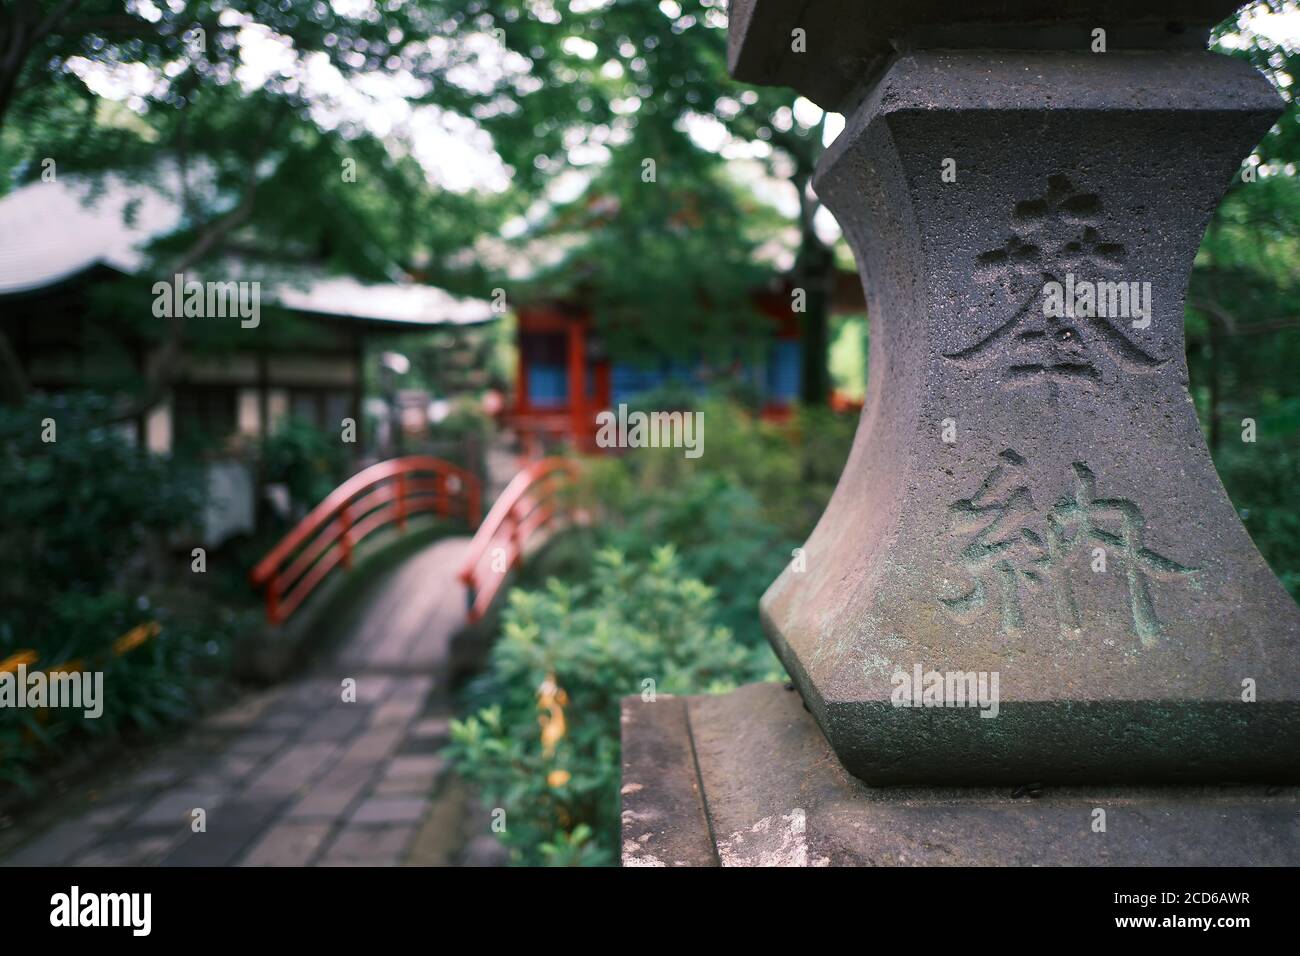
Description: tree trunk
0,326,28,406
792,160,834,408
796,234,833,407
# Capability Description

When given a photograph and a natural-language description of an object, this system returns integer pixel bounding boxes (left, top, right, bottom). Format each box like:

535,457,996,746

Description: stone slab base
620,683,1300,866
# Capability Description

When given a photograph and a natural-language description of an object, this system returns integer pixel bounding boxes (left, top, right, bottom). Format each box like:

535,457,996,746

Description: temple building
0,175,496,542
510,275,865,456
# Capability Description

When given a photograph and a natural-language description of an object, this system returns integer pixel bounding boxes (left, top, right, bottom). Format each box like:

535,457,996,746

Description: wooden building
510,276,865,455
0,176,496,543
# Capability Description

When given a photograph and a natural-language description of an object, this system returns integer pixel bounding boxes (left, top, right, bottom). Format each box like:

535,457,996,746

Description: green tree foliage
525,153,772,362
449,546,776,866
0,0,515,408
1192,1,1300,593
422,0,836,395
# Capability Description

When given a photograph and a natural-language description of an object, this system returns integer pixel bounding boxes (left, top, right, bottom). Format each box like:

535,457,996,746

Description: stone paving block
187,753,264,792
136,789,228,828
243,742,342,798
3,819,101,866
286,759,379,821
239,821,333,867
319,824,416,865
410,717,451,743
385,755,446,780
349,797,430,826
374,756,447,796
121,765,184,791
261,710,312,733
351,676,394,704
371,698,423,728
388,675,435,702
203,689,281,730
205,753,263,782
228,732,291,757
158,799,289,867
460,834,510,868
299,704,370,743
83,801,140,830
75,835,176,868
337,725,406,765
180,730,233,752
284,677,346,708
374,777,434,797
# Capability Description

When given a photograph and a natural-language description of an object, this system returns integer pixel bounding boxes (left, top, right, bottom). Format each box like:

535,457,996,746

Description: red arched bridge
250,454,581,628
2,455,582,868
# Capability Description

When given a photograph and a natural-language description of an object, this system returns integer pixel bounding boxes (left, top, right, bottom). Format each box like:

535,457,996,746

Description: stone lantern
620,0,1300,866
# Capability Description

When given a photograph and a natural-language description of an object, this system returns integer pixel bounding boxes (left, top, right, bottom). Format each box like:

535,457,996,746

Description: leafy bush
261,417,348,512
431,396,493,442
574,466,795,639
588,395,854,540
559,396,854,635
448,547,781,866
0,394,237,792
0,394,199,641
1,597,239,790
424,396,493,478
448,397,854,864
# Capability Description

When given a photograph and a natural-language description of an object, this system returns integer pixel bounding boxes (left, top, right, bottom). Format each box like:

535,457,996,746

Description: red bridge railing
458,457,581,624
250,456,481,626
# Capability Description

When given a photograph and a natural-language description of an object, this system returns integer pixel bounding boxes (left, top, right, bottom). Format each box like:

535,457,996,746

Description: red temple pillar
567,318,587,450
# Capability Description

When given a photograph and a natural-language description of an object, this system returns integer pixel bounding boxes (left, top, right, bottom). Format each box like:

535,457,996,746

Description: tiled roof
0,176,495,326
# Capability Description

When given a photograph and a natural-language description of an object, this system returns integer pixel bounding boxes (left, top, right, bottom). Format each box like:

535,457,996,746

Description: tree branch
99,111,290,425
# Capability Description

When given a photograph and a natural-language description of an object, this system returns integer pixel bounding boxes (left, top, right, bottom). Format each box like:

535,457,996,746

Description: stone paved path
1,536,493,867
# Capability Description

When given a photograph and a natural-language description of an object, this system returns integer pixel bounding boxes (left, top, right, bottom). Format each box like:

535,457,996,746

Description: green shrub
448,547,781,866
0,393,237,791
261,417,348,511
587,395,854,540
431,396,493,442
1,594,239,791
0,394,198,642
573,466,795,639
449,397,854,864
424,396,493,478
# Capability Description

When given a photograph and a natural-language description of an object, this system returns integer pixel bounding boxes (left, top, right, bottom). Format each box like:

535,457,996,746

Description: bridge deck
1,535,493,867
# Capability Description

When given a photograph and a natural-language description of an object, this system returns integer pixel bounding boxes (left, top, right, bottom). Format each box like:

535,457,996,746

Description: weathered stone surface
621,684,1300,866
619,696,719,867
727,0,1245,113
748,43,1300,783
